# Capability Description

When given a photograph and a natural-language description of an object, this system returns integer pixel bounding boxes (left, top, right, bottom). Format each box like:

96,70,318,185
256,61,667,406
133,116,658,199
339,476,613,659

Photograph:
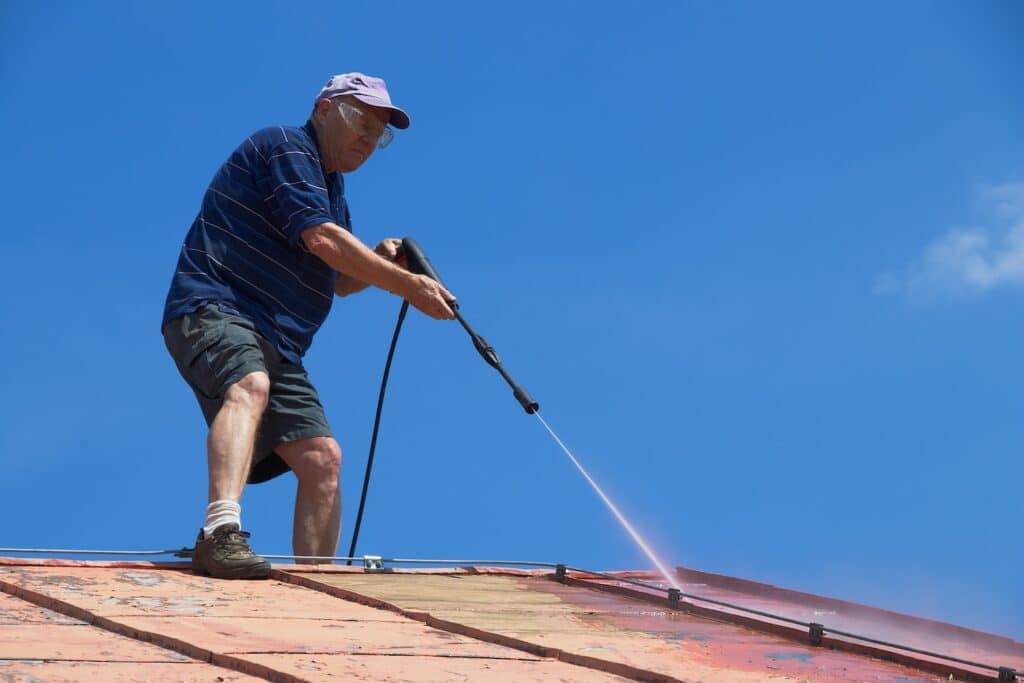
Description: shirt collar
303,120,330,172
304,119,345,195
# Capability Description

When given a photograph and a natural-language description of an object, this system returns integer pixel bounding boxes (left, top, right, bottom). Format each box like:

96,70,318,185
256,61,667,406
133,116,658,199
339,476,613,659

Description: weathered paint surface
0,591,262,682
669,565,1024,670
241,654,627,682
3,557,1019,682
304,571,964,682
0,561,627,682
0,661,262,682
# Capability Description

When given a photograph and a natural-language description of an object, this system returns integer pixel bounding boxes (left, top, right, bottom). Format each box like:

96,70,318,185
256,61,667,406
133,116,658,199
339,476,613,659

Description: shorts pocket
164,312,227,399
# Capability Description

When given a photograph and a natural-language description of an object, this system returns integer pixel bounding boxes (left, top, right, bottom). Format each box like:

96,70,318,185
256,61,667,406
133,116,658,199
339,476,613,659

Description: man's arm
303,223,455,319
333,272,370,298
333,238,403,298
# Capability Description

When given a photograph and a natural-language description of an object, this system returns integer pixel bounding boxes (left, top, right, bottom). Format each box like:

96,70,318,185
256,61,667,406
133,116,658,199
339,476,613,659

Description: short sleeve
265,142,333,243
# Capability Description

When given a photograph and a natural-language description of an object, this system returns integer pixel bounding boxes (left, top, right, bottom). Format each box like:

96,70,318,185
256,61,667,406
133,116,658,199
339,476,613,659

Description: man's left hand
373,238,407,268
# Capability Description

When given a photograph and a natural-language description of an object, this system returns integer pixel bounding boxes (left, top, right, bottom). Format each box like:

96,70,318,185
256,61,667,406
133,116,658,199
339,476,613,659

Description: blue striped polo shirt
162,120,351,364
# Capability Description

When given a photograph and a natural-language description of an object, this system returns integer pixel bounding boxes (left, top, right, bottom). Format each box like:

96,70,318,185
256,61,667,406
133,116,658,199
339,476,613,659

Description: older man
162,73,454,579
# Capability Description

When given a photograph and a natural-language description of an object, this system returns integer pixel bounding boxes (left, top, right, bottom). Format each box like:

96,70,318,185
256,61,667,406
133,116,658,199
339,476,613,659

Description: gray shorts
162,303,332,484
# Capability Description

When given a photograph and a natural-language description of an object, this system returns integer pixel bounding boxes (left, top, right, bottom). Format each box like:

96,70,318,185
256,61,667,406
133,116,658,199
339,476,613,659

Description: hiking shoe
191,524,271,579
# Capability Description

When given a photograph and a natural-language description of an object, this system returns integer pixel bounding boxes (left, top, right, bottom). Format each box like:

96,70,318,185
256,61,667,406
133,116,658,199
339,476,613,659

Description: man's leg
164,306,275,579
208,371,271,503
187,370,275,579
276,436,342,562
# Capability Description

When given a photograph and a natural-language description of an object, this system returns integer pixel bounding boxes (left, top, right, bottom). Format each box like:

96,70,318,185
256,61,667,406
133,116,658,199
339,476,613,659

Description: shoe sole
192,560,272,580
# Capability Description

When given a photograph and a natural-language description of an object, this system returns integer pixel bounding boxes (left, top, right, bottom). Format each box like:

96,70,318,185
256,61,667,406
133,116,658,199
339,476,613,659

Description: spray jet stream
394,237,680,591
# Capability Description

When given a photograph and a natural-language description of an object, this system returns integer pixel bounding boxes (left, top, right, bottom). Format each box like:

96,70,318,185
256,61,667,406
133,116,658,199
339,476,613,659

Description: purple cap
315,73,410,130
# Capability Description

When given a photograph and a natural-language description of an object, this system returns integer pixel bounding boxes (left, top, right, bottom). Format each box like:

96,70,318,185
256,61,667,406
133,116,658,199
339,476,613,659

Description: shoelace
221,528,253,550
177,529,255,557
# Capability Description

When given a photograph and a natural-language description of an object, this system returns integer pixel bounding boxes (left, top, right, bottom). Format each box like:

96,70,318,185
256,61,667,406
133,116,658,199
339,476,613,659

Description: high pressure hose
345,299,408,564
346,237,537,563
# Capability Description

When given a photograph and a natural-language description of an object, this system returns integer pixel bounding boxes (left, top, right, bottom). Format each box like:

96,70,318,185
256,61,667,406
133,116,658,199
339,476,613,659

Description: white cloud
876,182,1024,297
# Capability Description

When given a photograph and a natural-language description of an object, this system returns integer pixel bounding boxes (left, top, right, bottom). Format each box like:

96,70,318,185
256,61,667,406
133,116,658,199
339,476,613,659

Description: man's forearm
333,272,370,298
303,223,415,297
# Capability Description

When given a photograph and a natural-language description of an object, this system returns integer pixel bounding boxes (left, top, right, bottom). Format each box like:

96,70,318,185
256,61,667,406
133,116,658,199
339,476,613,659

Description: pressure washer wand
401,237,539,414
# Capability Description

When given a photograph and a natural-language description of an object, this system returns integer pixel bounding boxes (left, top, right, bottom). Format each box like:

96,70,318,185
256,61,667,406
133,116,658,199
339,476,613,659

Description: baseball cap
315,73,410,129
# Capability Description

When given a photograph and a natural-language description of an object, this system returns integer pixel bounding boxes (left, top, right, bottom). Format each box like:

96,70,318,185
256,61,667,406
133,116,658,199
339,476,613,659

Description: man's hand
408,273,456,320
303,223,455,317
374,237,454,319
373,238,405,266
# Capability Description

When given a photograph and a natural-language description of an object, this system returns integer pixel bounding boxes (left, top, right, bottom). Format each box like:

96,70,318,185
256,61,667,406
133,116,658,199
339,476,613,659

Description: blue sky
1,1,1022,639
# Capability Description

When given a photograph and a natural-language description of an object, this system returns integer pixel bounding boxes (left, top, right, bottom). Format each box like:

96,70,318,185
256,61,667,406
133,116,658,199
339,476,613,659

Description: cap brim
352,94,411,129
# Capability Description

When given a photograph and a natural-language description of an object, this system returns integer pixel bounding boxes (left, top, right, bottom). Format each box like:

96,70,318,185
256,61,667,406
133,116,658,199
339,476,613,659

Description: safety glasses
336,100,394,149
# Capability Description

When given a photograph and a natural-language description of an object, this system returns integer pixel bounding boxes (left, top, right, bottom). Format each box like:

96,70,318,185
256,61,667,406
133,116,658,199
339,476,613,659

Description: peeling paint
3,558,1022,683
765,651,814,663
117,571,165,587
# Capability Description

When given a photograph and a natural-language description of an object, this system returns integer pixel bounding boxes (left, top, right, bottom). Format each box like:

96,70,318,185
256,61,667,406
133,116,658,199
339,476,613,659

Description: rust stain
0,592,84,626
301,571,963,682
242,653,630,682
0,588,263,682
671,565,1024,666
0,560,633,681
562,571,1022,681
2,557,1018,682
0,661,264,682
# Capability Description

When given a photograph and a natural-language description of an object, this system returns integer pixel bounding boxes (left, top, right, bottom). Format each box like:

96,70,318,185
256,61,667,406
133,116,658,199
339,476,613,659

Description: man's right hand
407,274,456,320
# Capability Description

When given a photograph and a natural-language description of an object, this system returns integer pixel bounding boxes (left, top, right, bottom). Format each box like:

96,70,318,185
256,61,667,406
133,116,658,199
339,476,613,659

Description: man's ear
313,99,332,121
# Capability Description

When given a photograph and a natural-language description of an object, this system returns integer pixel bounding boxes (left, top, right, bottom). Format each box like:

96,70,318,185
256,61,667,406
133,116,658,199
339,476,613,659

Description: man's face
316,96,391,173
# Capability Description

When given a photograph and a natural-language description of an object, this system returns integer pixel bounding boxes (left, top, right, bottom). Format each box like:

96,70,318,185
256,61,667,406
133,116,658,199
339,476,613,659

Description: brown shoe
191,524,271,579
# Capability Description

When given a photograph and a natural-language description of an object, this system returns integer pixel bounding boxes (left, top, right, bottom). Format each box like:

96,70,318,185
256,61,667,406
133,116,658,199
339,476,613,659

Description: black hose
346,300,409,564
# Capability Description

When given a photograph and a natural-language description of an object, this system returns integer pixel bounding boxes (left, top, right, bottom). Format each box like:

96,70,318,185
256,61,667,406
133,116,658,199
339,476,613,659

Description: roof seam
0,659,198,664
0,576,292,683
270,568,686,683
222,650,548,661
560,574,1004,683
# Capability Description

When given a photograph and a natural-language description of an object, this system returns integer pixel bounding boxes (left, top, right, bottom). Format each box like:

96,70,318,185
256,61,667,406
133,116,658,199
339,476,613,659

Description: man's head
310,73,410,174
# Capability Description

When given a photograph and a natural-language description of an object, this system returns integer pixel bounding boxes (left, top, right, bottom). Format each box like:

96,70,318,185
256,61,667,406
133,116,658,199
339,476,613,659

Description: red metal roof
1,556,1020,682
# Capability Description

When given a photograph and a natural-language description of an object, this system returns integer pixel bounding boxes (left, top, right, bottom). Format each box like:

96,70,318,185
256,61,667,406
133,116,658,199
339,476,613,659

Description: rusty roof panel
115,614,546,658
0,622,188,662
3,557,1020,682
669,565,1024,667
0,591,84,625
0,563,405,620
298,571,959,682
0,661,263,682
0,561,627,681
241,654,629,682
0,588,264,682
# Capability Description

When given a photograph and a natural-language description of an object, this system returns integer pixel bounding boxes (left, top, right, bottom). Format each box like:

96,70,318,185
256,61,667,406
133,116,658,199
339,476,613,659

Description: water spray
348,238,680,592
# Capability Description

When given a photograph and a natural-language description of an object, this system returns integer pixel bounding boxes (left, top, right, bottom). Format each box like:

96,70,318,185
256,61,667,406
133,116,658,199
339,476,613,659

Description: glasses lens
338,101,394,149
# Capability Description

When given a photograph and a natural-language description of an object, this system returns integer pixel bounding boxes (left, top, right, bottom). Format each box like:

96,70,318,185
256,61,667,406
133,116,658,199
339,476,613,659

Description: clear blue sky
1,1,1021,639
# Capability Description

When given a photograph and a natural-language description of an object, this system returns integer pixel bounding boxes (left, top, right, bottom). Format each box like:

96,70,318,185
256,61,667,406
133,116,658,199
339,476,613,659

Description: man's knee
284,437,342,486
224,372,270,412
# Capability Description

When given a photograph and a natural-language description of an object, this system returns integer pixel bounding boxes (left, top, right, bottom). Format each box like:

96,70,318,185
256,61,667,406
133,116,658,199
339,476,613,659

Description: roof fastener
809,622,824,646
362,555,384,572
667,588,681,606
998,667,1018,682
554,564,567,582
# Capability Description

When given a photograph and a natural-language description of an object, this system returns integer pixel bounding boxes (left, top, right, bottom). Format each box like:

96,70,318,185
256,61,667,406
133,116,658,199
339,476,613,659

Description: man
162,73,455,579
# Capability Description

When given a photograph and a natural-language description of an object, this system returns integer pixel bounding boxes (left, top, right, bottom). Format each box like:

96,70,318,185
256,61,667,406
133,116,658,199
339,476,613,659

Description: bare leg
207,372,270,503
276,436,342,562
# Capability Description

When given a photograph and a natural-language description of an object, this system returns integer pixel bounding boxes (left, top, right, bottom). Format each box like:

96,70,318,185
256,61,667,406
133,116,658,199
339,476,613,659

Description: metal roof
1,556,1020,682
